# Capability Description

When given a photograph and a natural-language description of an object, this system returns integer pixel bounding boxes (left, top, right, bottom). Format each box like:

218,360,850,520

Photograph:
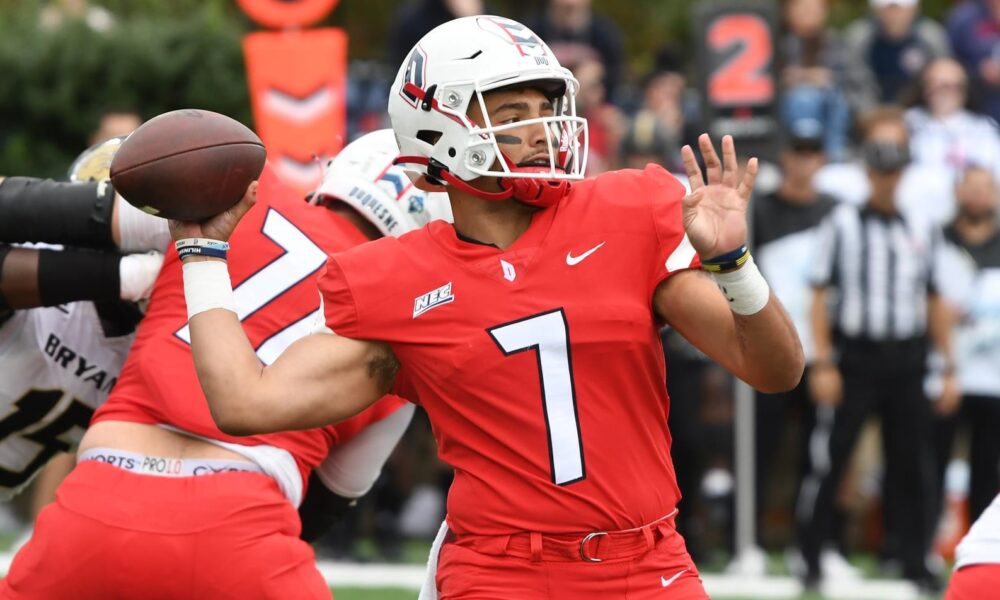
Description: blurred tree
0,1,249,177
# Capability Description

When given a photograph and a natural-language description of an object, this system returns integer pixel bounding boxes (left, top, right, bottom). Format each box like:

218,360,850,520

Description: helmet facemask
396,75,588,206
463,79,589,183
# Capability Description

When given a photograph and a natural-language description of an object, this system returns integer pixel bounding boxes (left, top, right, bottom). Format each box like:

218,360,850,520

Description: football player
947,492,1000,599
0,130,451,599
150,17,799,600
0,137,166,503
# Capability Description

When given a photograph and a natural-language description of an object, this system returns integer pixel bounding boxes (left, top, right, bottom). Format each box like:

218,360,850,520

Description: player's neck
448,192,537,250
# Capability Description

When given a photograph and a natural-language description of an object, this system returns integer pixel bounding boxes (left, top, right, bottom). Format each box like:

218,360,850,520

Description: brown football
110,109,266,221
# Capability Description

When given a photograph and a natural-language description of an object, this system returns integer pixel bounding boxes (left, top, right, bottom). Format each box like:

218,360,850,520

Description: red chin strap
393,156,572,208
499,166,573,208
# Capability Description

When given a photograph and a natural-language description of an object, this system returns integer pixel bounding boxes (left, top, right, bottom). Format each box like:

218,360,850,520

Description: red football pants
946,564,1000,600
0,461,330,600
436,522,709,599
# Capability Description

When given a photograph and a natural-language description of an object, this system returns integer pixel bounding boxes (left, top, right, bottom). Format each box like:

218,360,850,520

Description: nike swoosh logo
661,568,688,588
566,242,605,266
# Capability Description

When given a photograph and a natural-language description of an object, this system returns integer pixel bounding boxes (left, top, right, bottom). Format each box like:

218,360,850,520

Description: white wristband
182,260,237,319
119,251,165,302
711,255,770,316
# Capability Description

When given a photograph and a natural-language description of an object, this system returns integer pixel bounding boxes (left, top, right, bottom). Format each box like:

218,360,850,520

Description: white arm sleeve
314,402,415,498
115,195,171,252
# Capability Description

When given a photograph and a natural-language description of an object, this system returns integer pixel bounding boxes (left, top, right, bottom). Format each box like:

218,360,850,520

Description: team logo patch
400,45,427,107
500,259,516,282
478,17,549,61
413,282,454,318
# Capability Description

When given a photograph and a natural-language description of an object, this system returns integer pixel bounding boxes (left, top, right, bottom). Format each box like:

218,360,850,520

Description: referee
795,106,957,593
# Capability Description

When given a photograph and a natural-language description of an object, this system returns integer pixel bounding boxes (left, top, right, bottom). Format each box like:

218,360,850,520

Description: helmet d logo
400,47,427,107
481,17,546,59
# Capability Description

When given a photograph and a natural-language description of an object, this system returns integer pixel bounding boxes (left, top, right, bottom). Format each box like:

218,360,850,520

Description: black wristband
0,177,116,249
38,248,122,306
701,245,750,273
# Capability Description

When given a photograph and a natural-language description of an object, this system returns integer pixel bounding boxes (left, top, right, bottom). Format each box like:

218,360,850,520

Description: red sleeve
317,256,362,338
329,394,407,445
646,164,700,293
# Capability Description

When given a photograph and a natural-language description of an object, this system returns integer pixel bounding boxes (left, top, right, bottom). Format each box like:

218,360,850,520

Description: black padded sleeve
0,177,116,249
36,248,121,307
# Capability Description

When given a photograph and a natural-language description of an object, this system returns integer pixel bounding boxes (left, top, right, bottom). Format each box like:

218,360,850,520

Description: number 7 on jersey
488,309,585,486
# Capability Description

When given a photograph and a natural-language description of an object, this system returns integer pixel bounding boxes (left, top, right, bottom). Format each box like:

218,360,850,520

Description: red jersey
95,167,404,494
318,165,699,535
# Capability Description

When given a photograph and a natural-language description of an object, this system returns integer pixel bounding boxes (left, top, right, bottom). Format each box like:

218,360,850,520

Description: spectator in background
933,166,1000,526
751,120,847,575
779,0,851,161
797,107,955,593
619,112,677,172
89,109,141,146
564,50,626,175
627,46,690,172
844,0,951,117
387,0,484,69
947,0,1000,125
529,0,624,103
906,58,1000,184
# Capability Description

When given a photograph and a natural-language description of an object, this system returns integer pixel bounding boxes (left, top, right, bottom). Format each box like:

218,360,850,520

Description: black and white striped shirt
811,203,943,341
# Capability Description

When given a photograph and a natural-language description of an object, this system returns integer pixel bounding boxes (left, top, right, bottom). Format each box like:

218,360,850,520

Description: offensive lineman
168,17,802,599
0,130,451,598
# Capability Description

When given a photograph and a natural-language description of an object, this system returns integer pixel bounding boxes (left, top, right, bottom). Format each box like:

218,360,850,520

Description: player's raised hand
168,181,258,244
680,134,758,259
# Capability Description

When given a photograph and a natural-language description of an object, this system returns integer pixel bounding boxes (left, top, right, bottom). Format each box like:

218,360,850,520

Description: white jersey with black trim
0,302,134,498
956,492,1000,569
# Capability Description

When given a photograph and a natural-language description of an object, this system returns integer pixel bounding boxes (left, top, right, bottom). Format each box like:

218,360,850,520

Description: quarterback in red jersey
174,16,803,600
0,130,450,599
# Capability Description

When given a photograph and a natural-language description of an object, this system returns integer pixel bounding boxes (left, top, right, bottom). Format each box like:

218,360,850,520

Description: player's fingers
699,134,722,184
721,135,738,187
737,157,759,201
680,145,704,191
233,181,258,215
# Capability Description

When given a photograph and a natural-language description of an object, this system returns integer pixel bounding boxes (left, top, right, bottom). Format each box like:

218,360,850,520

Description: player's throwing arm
172,185,394,435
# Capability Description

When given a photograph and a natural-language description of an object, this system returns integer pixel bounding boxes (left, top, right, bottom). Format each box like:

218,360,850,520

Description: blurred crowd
9,0,1000,594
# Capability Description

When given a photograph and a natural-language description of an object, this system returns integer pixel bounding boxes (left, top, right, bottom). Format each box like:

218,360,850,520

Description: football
110,109,266,221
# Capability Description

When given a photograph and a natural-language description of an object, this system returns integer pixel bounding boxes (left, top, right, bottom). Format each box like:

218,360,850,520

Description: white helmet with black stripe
308,129,452,237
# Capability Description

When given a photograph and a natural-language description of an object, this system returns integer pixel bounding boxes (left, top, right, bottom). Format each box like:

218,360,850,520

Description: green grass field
332,589,417,600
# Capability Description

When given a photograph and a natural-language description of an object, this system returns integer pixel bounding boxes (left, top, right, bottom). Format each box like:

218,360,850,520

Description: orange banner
243,28,347,198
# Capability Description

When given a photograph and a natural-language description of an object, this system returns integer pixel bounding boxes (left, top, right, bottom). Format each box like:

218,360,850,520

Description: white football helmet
309,129,452,237
388,16,588,206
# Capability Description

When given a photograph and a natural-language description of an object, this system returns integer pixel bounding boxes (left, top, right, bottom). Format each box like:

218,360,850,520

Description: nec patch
413,282,454,318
